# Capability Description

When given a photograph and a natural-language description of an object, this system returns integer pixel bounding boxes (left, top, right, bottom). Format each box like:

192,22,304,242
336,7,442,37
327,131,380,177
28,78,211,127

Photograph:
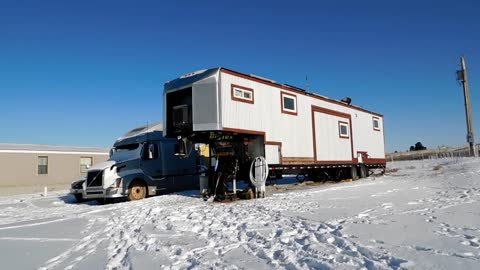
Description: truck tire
359,164,369,179
128,180,147,201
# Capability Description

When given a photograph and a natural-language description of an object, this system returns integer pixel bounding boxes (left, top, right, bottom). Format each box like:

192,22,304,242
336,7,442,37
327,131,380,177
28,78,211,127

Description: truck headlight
110,178,123,188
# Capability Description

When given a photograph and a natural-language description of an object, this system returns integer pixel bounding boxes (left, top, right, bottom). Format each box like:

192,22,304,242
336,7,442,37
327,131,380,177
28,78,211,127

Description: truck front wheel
128,180,147,201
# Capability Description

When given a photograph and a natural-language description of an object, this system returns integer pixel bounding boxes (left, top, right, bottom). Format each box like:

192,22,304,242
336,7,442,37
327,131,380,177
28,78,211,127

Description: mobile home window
281,92,297,115
373,117,380,131
80,157,93,174
339,122,349,138
38,156,48,175
231,84,254,103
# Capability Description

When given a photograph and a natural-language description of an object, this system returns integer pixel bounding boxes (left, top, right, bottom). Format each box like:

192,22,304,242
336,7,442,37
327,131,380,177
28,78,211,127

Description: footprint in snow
381,203,393,209
425,216,437,222
435,226,460,238
461,240,480,248
328,219,346,226
407,201,423,205
357,209,374,218
455,252,476,258
370,239,385,244
413,245,433,252
461,235,480,248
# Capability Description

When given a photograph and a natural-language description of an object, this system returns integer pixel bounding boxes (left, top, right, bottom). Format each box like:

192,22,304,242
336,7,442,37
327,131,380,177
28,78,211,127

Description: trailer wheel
359,164,369,178
350,166,359,181
128,180,147,201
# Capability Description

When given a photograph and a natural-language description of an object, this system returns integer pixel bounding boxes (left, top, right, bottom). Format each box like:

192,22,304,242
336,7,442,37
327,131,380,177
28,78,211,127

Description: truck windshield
110,143,140,161
114,143,139,152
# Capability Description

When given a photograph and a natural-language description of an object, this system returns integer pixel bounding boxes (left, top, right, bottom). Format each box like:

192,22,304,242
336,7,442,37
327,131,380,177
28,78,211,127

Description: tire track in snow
38,227,108,270
37,213,114,269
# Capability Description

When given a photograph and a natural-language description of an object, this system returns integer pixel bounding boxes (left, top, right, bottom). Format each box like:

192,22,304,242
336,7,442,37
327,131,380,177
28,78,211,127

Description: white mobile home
164,68,385,198
0,144,109,196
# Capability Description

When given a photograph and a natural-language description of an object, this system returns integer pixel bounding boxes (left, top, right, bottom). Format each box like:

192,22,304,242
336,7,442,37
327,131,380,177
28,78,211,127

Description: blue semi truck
71,123,201,202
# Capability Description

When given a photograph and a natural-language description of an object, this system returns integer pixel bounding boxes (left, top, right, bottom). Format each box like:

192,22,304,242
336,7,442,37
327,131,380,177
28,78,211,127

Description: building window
373,117,380,131
80,157,93,174
281,92,297,115
231,84,254,104
38,156,48,175
339,121,349,138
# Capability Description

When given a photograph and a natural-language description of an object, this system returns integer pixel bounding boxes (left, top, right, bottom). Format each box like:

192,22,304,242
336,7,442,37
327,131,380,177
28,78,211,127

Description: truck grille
86,170,103,187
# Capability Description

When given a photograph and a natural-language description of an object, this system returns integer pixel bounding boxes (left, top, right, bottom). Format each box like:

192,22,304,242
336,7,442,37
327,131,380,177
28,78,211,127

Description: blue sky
0,0,479,152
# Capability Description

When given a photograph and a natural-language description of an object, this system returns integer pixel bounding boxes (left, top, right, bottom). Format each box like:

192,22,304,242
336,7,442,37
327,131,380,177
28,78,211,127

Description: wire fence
386,144,479,162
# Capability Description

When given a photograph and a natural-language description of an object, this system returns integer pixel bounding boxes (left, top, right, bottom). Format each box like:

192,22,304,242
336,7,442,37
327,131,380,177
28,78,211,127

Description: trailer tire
128,180,147,201
350,166,359,181
359,164,369,179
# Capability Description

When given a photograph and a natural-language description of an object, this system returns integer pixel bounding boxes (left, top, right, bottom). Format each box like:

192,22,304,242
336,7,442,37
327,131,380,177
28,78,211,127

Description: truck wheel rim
132,187,144,199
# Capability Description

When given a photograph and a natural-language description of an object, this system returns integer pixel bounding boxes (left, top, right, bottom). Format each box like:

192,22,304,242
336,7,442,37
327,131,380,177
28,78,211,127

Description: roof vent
180,69,207,79
341,97,352,105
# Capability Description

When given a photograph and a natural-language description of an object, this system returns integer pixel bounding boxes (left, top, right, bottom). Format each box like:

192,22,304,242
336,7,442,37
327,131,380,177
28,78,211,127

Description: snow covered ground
1,158,480,270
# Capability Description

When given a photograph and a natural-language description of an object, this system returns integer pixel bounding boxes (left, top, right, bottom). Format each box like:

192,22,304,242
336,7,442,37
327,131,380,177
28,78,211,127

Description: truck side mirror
142,143,158,160
148,144,155,159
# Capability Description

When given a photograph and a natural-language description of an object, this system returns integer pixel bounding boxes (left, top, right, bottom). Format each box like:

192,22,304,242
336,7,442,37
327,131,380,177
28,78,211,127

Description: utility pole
457,56,477,157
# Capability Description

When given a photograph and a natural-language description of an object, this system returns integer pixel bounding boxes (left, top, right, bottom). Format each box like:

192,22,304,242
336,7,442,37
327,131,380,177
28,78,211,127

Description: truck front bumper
83,187,127,199
69,188,82,195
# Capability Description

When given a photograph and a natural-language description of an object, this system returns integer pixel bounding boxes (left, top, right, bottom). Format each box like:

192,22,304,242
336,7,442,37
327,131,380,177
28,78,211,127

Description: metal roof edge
0,143,110,153
219,67,384,117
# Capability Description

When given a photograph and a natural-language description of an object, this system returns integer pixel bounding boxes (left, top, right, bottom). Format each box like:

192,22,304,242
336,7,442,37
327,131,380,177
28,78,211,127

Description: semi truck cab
81,123,199,201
